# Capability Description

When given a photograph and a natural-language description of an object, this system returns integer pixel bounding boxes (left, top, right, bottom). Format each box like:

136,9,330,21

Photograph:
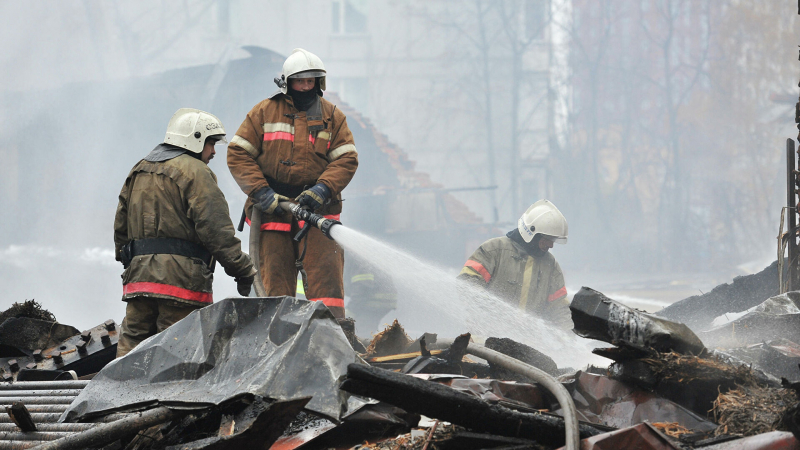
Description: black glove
235,275,254,297
296,183,331,212
253,187,284,215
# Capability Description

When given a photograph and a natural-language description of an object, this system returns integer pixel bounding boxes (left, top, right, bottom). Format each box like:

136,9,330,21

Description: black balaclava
506,229,548,257
287,79,319,112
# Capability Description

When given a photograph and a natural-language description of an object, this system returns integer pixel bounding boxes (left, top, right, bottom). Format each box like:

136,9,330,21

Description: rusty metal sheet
268,403,417,450
408,374,548,411
698,431,800,450
561,371,717,432
556,423,678,450
268,420,336,450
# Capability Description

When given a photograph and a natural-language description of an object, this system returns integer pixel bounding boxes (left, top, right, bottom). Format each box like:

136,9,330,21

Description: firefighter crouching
227,48,358,319
114,108,256,358
458,200,571,329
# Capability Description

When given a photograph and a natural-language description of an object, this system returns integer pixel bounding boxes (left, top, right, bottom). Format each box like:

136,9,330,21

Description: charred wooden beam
4,404,34,432
340,363,604,448
485,337,559,378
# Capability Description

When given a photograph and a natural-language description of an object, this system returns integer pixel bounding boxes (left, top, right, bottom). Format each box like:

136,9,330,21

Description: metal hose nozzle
278,201,341,239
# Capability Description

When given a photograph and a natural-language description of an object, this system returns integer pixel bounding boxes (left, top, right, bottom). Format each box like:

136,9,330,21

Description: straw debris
641,351,762,387
651,422,692,438
0,299,57,324
711,386,797,437
365,319,413,358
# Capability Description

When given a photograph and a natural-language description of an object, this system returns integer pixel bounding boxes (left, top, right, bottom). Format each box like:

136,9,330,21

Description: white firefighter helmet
163,108,227,154
274,48,327,94
517,199,568,244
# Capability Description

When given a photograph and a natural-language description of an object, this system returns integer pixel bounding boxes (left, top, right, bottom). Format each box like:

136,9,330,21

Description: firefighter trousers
257,224,345,319
117,297,203,358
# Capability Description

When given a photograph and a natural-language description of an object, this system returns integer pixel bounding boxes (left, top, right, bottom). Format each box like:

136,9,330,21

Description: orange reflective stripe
548,286,567,302
261,222,290,232
309,297,344,308
464,260,491,283
124,282,212,303
244,217,291,232
263,131,294,142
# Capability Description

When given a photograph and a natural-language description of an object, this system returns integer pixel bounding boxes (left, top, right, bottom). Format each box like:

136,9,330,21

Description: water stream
330,225,605,369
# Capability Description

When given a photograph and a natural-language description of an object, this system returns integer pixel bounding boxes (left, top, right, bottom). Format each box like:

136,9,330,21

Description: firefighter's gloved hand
296,183,331,212
253,187,284,215
235,275,254,297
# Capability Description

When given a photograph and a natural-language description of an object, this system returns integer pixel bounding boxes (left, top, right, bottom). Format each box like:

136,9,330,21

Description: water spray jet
247,202,601,368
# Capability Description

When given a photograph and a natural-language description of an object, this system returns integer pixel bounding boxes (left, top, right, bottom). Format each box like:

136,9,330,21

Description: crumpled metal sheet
701,293,800,348
555,422,678,450
60,297,363,422
560,371,717,432
269,403,418,450
408,374,547,411
698,431,800,450
269,415,337,450
571,287,706,356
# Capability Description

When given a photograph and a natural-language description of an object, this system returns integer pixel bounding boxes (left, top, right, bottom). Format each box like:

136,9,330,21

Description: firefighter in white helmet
227,49,358,319
458,200,571,329
114,108,257,357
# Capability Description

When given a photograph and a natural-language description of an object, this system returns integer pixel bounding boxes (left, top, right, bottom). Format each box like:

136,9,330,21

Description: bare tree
403,0,556,223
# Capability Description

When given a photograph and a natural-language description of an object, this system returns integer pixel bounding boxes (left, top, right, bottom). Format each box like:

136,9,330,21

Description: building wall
0,0,557,227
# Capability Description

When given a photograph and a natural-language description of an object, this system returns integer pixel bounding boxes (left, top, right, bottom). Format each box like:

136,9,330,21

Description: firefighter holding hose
227,48,358,319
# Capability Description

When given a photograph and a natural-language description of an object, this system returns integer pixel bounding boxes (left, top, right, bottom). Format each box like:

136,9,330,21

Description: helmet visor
209,135,228,145
288,70,326,79
541,235,567,245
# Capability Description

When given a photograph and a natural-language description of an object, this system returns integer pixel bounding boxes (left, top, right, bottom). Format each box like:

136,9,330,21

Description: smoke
0,1,794,333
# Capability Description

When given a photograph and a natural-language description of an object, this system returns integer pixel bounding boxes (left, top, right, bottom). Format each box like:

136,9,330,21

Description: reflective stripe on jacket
458,236,570,328
114,153,255,306
227,92,358,225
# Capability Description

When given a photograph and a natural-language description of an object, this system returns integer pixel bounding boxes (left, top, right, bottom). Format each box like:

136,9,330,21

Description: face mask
288,87,317,111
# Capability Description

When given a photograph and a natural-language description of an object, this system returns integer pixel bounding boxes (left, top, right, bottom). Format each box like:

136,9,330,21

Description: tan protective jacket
114,153,255,305
458,236,571,329
227,92,358,228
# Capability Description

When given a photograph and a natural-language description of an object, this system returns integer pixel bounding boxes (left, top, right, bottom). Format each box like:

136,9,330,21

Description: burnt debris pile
2,283,800,449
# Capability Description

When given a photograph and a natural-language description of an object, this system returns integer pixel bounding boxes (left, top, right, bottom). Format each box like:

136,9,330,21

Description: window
332,0,368,34
525,0,548,41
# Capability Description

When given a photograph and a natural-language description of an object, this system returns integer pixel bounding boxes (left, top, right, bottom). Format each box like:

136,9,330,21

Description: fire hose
247,201,342,297
465,343,580,450
243,207,580,446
